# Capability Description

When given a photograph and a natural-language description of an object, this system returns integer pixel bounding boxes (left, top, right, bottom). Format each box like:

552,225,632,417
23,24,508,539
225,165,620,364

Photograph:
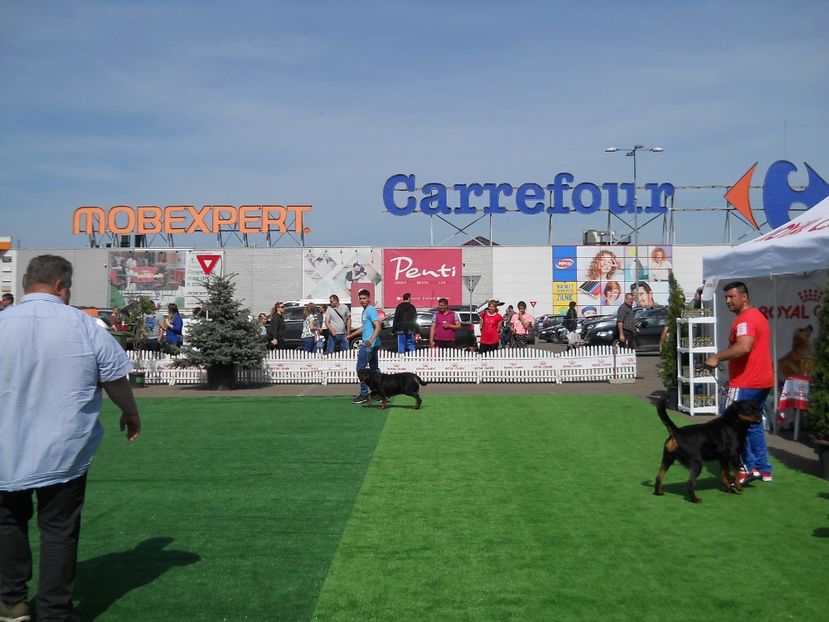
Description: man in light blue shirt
348,288,382,403
0,255,141,622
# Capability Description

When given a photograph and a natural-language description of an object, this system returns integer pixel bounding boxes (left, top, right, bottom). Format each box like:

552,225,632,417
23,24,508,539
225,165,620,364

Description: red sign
530,300,537,307
382,248,463,308
196,254,222,275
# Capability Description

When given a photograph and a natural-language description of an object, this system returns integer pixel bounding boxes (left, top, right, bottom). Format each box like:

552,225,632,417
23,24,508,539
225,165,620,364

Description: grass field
26,394,829,620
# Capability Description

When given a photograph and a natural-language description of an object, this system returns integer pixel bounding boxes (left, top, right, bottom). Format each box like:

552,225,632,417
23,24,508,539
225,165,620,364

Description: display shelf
676,316,720,416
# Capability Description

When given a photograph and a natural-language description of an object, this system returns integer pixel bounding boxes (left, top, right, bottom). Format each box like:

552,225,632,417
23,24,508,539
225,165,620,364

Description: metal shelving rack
676,314,719,415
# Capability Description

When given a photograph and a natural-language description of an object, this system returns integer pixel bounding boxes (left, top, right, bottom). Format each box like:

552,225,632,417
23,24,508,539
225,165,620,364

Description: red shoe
761,472,773,482
738,468,760,485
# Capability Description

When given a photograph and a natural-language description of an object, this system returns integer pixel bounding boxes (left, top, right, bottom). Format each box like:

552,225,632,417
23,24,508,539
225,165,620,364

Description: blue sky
2,0,827,249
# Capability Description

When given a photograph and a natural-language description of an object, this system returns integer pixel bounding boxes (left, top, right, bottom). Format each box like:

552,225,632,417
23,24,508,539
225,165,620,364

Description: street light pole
605,145,663,297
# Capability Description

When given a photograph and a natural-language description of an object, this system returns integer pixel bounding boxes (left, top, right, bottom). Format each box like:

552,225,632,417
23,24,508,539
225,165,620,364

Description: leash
695,362,730,410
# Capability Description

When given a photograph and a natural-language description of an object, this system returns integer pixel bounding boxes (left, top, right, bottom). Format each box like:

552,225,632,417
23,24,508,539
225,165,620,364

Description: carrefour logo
725,160,829,229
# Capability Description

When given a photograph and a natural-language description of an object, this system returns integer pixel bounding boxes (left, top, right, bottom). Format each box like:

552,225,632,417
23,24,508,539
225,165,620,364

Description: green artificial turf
312,394,829,621
22,394,829,621
72,397,387,621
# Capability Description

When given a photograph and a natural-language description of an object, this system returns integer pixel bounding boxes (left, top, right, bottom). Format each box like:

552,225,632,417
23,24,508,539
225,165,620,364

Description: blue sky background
2,0,827,249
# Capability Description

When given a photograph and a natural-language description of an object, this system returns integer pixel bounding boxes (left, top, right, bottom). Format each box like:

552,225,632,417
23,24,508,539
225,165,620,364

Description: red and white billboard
383,249,463,308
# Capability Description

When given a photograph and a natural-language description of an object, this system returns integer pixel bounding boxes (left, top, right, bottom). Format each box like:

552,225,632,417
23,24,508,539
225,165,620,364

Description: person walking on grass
705,280,774,484
348,289,382,404
0,255,141,622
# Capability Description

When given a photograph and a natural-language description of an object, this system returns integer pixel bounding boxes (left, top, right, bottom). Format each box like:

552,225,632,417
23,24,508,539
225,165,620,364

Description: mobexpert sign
383,173,674,216
73,204,312,236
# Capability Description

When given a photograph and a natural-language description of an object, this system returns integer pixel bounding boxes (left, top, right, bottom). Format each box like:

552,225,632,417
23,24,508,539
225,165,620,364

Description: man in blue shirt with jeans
0,255,141,622
348,289,382,404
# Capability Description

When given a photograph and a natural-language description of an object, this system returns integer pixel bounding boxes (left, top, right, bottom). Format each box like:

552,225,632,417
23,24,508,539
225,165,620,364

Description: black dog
654,398,760,503
356,369,428,410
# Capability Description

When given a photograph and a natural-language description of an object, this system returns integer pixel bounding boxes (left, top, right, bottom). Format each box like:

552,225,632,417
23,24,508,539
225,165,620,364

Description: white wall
492,247,554,316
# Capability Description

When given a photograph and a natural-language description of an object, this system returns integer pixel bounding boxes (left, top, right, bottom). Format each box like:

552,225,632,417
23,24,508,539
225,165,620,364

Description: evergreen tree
175,274,265,389
810,277,829,440
659,271,685,387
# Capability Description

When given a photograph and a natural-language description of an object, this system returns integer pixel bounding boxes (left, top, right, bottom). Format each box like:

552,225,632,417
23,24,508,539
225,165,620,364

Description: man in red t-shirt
478,299,503,354
705,281,774,484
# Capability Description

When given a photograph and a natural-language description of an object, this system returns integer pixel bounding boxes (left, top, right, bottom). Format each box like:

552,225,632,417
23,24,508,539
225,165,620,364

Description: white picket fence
128,345,636,385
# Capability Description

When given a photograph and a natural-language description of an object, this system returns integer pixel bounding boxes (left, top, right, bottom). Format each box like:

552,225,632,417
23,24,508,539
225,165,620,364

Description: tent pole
771,274,780,434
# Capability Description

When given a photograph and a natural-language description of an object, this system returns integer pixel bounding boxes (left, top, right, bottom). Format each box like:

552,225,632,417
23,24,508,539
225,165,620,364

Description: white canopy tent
702,195,829,421
704,195,829,281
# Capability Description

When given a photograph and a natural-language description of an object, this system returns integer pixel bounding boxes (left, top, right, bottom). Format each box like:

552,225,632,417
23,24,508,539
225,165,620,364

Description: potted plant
122,296,158,350
174,274,265,390
810,277,829,479
658,272,685,408
129,354,147,389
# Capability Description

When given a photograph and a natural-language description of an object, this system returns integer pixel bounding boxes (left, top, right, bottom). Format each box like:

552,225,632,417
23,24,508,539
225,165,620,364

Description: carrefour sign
383,173,674,216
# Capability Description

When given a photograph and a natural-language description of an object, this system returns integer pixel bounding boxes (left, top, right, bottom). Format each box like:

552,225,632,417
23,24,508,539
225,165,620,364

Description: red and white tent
703,195,829,280
702,196,828,413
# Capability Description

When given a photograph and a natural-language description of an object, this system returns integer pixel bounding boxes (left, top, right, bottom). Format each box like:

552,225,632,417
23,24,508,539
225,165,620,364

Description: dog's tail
414,374,429,386
657,398,680,436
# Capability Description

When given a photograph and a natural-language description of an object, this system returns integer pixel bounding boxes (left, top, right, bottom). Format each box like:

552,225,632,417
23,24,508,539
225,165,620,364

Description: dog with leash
356,369,428,410
653,398,760,503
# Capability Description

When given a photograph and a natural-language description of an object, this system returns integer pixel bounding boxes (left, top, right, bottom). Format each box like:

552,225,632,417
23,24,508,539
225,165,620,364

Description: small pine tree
175,274,265,389
810,277,829,440
659,271,685,387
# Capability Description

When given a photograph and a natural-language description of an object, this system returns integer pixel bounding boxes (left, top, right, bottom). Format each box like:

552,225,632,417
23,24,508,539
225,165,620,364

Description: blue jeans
356,343,380,396
725,387,772,473
326,333,350,354
303,336,315,353
396,331,415,354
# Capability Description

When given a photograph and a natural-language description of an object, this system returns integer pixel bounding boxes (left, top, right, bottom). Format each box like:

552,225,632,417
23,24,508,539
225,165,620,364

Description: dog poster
713,272,825,383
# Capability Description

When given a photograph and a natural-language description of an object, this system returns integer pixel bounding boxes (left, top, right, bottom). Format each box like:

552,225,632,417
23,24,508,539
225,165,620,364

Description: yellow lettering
163,206,190,233
262,205,286,232
286,204,312,233
136,205,162,234
108,205,135,234
185,205,211,234
211,205,238,230
238,205,261,234
72,206,106,234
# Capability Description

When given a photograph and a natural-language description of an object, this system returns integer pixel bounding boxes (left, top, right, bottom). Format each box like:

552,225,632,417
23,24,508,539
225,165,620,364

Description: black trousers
0,473,87,622
622,329,638,349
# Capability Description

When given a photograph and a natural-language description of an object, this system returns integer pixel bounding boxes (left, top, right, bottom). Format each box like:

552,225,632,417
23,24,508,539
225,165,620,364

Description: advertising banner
716,273,825,383
108,250,187,310
551,245,672,317
302,247,383,307
383,248,463,308
184,251,224,309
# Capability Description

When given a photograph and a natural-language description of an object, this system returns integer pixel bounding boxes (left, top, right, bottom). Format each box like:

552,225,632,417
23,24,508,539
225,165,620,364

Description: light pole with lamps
604,145,664,295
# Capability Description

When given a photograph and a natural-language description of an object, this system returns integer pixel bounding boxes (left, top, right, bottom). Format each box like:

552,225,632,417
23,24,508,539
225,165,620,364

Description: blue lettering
383,174,416,216
420,183,450,215
572,182,601,214
546,173,573,214
516,183,545,214
644,182,673,213
603,182,633,214
453,183,484,215
483,183,512,214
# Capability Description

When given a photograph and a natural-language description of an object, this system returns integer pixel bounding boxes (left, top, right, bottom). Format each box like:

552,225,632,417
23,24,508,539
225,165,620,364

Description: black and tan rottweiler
357,369,428,410
654,398,760,503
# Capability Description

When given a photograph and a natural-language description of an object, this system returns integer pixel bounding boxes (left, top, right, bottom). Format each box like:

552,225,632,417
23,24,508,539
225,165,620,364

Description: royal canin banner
383,249,463,308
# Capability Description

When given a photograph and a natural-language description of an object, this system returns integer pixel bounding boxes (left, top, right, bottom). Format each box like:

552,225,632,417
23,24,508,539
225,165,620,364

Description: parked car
580,307,667,355
537,316,565,343
427,306,482,340
635,307,668,354
361,311,477,351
